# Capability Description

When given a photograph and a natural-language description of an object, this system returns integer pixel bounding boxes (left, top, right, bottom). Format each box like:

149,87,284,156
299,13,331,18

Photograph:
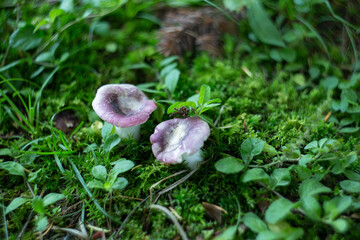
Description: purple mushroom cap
150,117,210,164
92,84,157,128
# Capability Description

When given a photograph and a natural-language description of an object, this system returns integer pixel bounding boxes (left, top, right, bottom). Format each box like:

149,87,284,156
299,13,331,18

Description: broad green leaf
241,168,269,183
256,231,282,240
295,165,312,181
215,157,245,174
60,0,74,12
0,148,12,156
6,197,30,214
92,165,107,181
199,85,211,105
340,180,360,193
320,76,338,90
9,26,43,51
103,134,121,153
164,69,180,93
87,180,104,189
324,196,352,220
339,127,360,133
241,138,265,164
187,94,200,107
160,63,178,77
49,8,65,22
263,143,277,157
43,193,65,206
304,140,318,150
248,0,285,47
270,168,291,188
160,56,178,67
101,122,115,140
299,179,331,198
153,102,165,122
330,218,349,233
214,225,237,240
344,170,360,181
36,216,48,232
279,48,296,62
301,196,322,220
109,160,134,184
243,212,267,233
111,177,128,190
0,161,25,177
32,196,45,214
299,154,314,166
167,101,196,114
265,198,294,223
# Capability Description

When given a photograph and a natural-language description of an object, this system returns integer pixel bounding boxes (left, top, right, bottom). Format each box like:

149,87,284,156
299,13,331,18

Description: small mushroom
92,84,157,140
150,117,210,169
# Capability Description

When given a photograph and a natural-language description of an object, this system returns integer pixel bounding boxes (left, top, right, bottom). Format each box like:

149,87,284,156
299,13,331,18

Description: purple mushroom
150,117,210,169
92,84,157,140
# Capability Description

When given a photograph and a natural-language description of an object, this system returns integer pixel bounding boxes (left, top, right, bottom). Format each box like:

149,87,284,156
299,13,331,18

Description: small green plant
87,159,134,192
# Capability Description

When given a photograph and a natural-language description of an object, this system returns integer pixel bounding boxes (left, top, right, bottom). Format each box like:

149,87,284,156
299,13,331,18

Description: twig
150,204,189,240
150,170,188,203
17,211,34,240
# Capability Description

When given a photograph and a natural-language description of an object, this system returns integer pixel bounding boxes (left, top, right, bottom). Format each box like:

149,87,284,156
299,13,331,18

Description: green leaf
223,0,249,11
0,59,25,73
103,134,121,153
270,168,291,188
43,193,65,206
243,212,267,233
279,48,296,62
304,140,318,150
248,0,285,47
101,122,115,140
263,143,277,157
6,197,30,214
0,161,25,177
241,138,265,164
60,0,74,12
32,197,45,214
111,177,128,190
160,63,178,78
301,196,322,220
299,179,331,197
330,218,349,233
109,160,134,184
0,148,12,156
9,26,43,51
49,8,65,22
299,154,314,166
339,127,360,133
164,69,180,93
215,157,245,174
35,216,48,232
265,198,294,223
87,180,104,189
35,51,54,63
92,165,107,181
160,56,178,67
153,102,165,122
199,85,211,105
323,196,352,220
241,168,269,183
167,101,197,114
214,225,237,240
320,76,338,90
256,231,282,240
340,180,360,193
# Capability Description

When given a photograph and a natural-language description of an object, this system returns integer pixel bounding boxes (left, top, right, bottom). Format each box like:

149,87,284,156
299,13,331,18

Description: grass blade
69,159,121,224
54,154,65,173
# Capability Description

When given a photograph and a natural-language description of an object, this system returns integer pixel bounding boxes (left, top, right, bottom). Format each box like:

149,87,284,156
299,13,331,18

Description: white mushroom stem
115,125,141,141
183,149,203,170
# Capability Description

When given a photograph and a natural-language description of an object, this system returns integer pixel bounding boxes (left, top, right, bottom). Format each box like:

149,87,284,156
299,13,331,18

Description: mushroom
150,117,210,169
92,84,157,140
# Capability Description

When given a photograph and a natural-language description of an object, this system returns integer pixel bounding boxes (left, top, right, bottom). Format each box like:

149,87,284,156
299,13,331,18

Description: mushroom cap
150,117,210,164
92,84,157,128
